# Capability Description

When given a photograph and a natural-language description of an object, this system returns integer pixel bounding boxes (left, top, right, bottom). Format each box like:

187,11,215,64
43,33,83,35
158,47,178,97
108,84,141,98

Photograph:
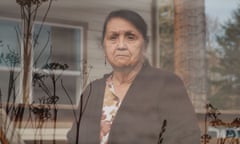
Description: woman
67,9,201,144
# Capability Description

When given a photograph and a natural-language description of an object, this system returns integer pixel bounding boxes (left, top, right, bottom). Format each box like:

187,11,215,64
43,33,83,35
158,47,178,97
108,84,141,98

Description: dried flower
16,0,48,6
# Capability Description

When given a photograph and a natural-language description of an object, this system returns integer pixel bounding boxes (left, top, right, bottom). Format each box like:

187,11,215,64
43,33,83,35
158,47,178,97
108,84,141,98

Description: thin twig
33,0,53,48
61,80,77,121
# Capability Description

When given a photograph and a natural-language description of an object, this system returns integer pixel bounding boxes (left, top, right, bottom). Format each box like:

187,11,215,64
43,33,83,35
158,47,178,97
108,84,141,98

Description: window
155,0,240,112
0,18,85,106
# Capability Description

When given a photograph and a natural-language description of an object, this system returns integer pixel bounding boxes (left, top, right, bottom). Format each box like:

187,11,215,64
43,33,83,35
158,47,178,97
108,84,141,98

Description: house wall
0,0,153,142
0,0,153,82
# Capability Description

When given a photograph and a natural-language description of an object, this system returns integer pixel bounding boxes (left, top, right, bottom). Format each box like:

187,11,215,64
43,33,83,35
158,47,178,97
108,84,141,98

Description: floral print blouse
100,77,122,144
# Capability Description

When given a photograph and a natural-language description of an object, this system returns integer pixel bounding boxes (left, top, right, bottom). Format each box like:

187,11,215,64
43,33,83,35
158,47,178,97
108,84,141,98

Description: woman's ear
144,36,149,50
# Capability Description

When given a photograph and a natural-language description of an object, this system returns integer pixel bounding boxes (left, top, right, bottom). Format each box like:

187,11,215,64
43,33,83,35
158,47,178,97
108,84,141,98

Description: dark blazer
67,61,201,144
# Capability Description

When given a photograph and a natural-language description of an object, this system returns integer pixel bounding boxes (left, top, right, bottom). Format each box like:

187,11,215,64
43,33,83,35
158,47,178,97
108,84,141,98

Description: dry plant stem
51,74,57,144
0,127,9,144
76,83,92,144
6,70,15,114
22,3,33,104
203,107,208,144
0,0,54,143
61,73,92,144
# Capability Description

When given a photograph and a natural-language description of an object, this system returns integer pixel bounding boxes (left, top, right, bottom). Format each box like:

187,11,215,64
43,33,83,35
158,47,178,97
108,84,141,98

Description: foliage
32,62,68,105
158,5,174,71
201,104,240,144
0,41,20,67
0,0,61,143
209,5,240,110
16,0,48,6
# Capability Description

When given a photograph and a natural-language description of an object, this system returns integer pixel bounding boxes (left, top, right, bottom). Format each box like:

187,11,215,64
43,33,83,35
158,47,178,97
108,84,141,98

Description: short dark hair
102,9,148,44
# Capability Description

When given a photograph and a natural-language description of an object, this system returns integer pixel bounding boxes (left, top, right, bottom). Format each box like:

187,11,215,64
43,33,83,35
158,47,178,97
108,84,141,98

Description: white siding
0,0,153,81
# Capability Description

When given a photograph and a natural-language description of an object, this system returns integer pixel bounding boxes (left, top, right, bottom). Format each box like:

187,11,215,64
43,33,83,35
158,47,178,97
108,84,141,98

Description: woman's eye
110,36,117,40
108,34,118,41
127,33,136,40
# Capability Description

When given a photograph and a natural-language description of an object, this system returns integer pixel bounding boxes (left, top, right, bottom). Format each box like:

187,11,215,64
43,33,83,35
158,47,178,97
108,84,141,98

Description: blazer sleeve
159,74,201,144
66,83,93,144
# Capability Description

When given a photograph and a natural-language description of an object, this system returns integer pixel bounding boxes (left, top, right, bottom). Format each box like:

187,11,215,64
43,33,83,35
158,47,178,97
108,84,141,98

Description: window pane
32,73,80,105
33,25,82,71
33,24,52,68
0,70,21,103
0,19,21,104
0,20,21,68
32,24,83,105
51,26,81,71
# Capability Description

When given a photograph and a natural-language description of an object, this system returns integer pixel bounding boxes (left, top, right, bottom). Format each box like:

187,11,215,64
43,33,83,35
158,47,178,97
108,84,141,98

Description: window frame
0,16,88,106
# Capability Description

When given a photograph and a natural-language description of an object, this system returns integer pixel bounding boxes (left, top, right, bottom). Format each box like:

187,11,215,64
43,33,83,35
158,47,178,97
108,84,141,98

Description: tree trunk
174,0,207,112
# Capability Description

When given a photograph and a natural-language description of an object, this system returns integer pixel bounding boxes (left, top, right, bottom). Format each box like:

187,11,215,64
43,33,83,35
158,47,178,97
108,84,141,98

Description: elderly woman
67,9,201,144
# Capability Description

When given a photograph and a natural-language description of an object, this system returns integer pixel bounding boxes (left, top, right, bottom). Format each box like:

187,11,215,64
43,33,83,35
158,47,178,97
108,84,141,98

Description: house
0,0,153,143
0,0,153,101
1,0,238,144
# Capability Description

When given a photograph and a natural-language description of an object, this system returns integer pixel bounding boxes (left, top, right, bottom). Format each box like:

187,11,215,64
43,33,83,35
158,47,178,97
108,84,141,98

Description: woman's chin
112,63,130,69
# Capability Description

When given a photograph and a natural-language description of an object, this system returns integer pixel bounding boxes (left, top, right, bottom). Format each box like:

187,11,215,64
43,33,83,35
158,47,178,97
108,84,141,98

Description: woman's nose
117,36,127,49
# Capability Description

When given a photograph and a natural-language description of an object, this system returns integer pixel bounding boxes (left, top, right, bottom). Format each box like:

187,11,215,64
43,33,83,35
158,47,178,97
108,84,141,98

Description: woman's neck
112,62,143,86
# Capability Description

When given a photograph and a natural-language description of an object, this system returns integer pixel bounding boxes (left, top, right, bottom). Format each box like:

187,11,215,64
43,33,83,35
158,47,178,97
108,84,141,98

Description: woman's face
103,17,146,70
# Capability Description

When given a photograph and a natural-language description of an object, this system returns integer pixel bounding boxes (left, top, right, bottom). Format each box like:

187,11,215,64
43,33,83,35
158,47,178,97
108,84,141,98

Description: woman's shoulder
87,72,111,86
142,60,179,79
145,65,182,82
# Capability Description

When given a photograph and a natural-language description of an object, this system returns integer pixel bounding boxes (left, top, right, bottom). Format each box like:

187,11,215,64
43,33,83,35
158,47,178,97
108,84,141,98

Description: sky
205,0,239,24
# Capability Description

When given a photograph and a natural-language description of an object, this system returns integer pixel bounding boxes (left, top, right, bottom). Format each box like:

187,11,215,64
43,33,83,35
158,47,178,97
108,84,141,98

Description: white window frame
0,16,87,106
